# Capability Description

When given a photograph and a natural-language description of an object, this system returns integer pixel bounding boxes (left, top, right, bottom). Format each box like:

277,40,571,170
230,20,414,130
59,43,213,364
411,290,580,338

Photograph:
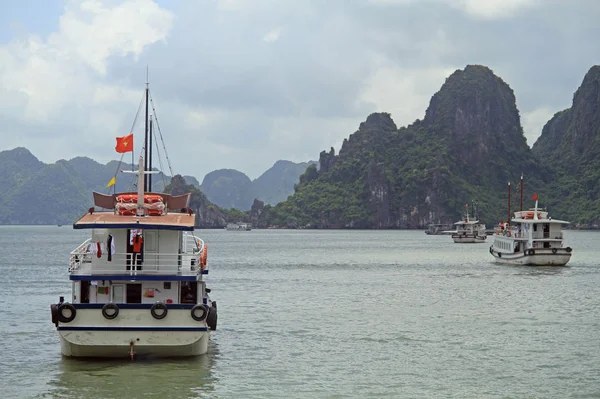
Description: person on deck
132,232,144,270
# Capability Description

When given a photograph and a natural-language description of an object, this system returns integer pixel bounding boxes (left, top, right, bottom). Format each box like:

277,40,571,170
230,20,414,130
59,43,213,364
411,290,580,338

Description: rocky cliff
259,65,552,228
532,65,600,225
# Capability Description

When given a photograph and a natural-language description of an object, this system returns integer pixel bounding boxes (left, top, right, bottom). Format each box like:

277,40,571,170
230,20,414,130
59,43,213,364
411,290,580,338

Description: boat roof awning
512,218,570,224
73,211,196,231
454,220,480,225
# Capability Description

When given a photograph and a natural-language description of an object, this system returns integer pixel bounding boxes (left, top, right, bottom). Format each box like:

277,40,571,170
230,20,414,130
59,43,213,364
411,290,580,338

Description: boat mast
149,115,153,192
520,174,523,211
144,67,149,193
507,181,511,225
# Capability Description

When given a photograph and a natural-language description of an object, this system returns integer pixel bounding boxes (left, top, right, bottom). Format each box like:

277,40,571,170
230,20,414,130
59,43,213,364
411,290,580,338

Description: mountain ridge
256,64,593,228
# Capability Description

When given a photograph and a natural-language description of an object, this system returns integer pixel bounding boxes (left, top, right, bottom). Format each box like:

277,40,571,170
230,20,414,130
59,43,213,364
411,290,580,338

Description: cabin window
544,242,550,248
126,284,142,304
533,224,537,232
80,280,91,304
180,281,197,304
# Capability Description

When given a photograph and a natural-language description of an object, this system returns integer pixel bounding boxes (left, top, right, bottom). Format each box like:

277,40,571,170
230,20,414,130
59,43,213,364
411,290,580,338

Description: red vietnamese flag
532,194,538,200
115,133,133,153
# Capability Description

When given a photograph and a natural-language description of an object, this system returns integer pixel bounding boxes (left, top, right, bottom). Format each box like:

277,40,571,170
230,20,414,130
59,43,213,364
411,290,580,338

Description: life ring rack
116,194,165,216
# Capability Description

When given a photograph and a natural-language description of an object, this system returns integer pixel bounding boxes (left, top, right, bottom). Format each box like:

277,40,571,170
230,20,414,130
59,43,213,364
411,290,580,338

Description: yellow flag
106,176,116,187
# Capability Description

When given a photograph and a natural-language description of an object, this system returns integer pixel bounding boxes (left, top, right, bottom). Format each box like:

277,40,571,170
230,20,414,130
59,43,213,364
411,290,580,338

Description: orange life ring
116,194,164,204
117,209,136,216
198,245,207,269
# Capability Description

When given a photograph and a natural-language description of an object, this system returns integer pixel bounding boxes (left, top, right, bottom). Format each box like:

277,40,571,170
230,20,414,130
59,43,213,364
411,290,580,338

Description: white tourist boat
451,203,487,243
50,81,217,358
489,194,572,266
226,222,252,231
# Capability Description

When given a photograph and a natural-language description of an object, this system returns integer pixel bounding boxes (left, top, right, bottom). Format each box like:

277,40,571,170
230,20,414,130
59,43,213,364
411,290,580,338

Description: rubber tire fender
50,304,59,326
191,304,208,322
102,303,120,320
57,303,77,323
206,302,217,331
150,302,168,320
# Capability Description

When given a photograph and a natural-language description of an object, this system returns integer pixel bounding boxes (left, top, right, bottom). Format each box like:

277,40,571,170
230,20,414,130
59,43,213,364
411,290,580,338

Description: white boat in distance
424,223,454,235
226,222,251,231
50,80,217,358
451,203,487,243
489,183,572,266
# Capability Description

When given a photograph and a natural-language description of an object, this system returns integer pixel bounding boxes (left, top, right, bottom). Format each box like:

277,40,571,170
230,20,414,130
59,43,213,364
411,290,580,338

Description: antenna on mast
520,173,523,212
144,66,149,192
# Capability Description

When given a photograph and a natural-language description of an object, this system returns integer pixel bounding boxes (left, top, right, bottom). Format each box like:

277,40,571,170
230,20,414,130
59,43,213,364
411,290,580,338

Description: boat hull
59,330,209,358
489,247,572,266
54,307,211,358
452,234,487,243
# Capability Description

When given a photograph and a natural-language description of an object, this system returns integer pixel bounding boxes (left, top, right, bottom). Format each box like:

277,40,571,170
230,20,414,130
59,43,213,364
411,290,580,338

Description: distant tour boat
451,203,487,243
226,222,251,231
424,223,454,235
489,178,572,266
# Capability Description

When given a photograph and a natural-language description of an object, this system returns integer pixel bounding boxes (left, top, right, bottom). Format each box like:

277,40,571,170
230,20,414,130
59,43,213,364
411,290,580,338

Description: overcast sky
0,0,598,180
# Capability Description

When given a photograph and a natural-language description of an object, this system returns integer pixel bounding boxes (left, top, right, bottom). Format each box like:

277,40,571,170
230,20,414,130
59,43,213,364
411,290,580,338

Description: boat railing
69,251,203,276
71,238,92,255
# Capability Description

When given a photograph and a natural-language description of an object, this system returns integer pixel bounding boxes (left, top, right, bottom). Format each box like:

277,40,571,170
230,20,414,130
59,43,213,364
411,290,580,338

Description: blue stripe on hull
69,275,199,281
72,303,196,309
58,326,208,331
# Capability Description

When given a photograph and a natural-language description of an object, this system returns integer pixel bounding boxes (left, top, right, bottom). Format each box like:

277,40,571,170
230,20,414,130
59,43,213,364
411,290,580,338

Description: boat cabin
68,192,209,307
493,209,569,253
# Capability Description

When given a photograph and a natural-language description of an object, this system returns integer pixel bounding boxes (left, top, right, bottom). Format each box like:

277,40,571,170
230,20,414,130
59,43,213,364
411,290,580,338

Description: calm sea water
0,226,599,398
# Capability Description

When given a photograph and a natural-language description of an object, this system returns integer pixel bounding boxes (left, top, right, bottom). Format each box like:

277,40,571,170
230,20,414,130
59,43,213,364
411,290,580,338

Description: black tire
552,248,557,254
191,304,208,322
206,304,217,331
529,249,535,256
50,304,59,326
57,303,76,323
102,303,119,320
566,247,572,253
150,302,168,320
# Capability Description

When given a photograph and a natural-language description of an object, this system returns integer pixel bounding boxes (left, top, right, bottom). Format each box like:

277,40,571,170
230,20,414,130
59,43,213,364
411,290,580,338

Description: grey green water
1,226,599,398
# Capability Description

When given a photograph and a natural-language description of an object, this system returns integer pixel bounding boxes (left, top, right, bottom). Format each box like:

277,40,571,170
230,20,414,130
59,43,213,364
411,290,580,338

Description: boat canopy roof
512,209,569,224
454,220,481,225
73,211,196,231
511,217,570,224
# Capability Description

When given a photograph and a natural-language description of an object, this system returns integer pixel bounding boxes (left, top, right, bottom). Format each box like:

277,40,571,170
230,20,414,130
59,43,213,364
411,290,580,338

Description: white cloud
0,0,173,162
453,0,539,19
263,27,282,42
369,0,539,18
57,0,173,74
